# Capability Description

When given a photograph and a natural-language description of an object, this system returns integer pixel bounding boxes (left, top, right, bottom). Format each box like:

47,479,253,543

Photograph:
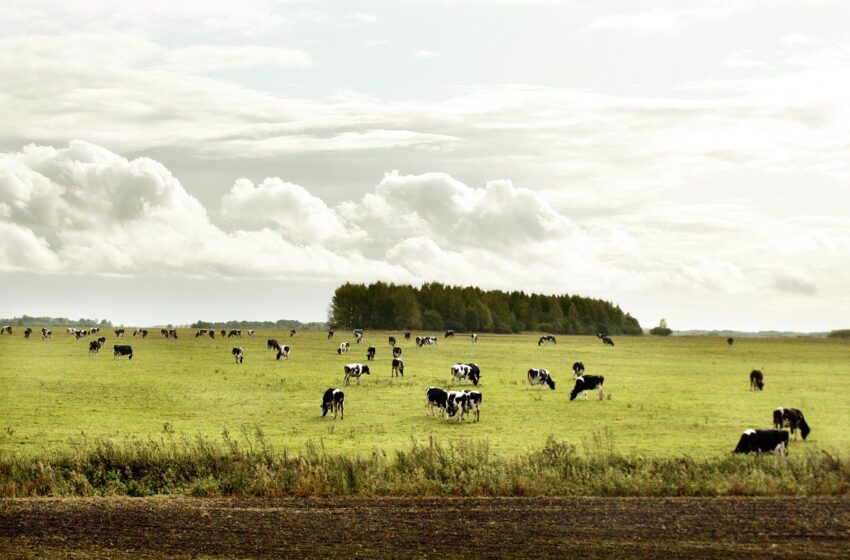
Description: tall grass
2,431,848,497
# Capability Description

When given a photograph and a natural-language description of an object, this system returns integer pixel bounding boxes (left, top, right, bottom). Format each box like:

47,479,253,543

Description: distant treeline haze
0,315,111,327
329,282,642,335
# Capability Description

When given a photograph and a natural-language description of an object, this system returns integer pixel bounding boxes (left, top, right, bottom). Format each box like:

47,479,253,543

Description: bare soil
1,497,849,559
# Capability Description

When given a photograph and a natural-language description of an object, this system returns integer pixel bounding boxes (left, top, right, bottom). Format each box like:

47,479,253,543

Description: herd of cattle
2,325,812,454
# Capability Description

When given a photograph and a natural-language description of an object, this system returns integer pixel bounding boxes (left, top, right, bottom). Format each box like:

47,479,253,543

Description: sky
1,0,849,331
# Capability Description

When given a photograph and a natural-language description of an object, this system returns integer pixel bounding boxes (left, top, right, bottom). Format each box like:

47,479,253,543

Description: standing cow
321,388,345,419
232,347,244,363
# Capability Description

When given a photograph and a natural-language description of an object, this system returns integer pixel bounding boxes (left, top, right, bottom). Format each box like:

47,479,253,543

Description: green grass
1,330,848,458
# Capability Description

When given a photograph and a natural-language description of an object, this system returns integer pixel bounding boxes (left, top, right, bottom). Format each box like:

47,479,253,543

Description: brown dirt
1,497,849,559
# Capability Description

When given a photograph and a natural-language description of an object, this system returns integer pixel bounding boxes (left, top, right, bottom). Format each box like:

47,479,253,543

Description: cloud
365,40,390,47
163,45,313,71
414,49,441,60
586,9,682,34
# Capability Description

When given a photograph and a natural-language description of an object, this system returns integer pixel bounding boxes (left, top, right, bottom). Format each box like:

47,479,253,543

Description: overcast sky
1,0,849,331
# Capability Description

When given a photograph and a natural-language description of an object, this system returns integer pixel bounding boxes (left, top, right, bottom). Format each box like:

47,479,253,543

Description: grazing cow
168,329,178,339
597,333,615,346
426,387,449,416
391,358,404,377
570,375,605,401
209,330,215,339
328,330,334,339
343,363,370,385
321,388,345,419
41,329,52,340
392,346,402,359
416,336,437,347
195,329,205,338
445,330,455,338
114,329,125,338
446,390,482,422
750,369,764,391
267,339,281,351
247,330,254,337
354,329,363,344
773,408,811,440
89,340,102,354
388,336,397,346
290,329,296,337
572,362,585,376
538,335,556,346
463,391,483,422
24,328,32,339
221,329,226,337
337,342,350,354
528,368,556,390
366,346,376,361
450,363,481,386
471,333,478,343
141,329,148,338
404,331,411,341
161,329,169,337
727,337,734,346
97,336,106,345
67,327,77,336
113,344,133,360
733,429,789,455
227,330,241,338
276,345,290,360
232,347,244,363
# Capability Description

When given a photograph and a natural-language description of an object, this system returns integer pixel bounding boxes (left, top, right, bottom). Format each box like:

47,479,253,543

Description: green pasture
0,329,848,458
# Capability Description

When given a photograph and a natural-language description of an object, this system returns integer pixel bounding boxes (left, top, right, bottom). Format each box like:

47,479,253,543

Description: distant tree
649,318,673,336
827,329,850,339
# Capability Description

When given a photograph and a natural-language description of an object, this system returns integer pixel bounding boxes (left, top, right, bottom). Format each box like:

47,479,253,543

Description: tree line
328,282,642,335
189,319,327,330
0,315,112,327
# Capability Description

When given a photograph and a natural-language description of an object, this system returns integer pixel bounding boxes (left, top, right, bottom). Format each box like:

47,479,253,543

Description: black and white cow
471,333,478,343
209,330,215,339
572,362,585,376
426,387,448,416
391,358,404,377
538,335,556,346
463,391,483,422
450,363,481,386
445,329,455,338
750,369,764,391
268,339,281,351
24,328,32,339
404,331,411,341
527,368,555,390
354,329,363,344
232,347,244,363
597,333,615,346
113,344,133,360
366,346,376,361
570,375,604,401
89,340,102,354
392,346,402,359
290,329,296,337
97,336,106,345
195,329,207,338
328,330,334,339
2,325,13,335
169,329,178,339
337,342,350,354
141,329,148,338
388,336,397,346
276,345,290,360
733,429,789,455
114,328,125,338
727,337,734,346
321,388,345,419
221,329,226,337
41,329,52,340
247,330,254,337
343,363,370,385
773,408,810,440
446,390,482,422
161,328,169,337
228,330,241,338
416,336,437,347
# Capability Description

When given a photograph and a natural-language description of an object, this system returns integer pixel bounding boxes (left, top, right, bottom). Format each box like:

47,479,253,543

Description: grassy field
0,329,848,459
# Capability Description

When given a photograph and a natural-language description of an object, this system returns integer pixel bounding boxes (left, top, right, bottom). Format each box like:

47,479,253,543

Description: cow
445,330,455,338
528,368,555,390
572,362,585,376
24,328,32,339
227,330,240,338
113,344,133,360
366,346,376,361
727,337,734,346
463,391,483,422
232,347,244,363
221,329,226,337
267,339,281,351
392,346,402,359
89,340,102,354
733,429,789,455
276,345,290,360
388,336,397,346
773,408,811,440
416,336,437,347
570,375,604,401
247,330,254,337
195,329,206,338
161,329,169,337
391,358,404,377
446,390,482,422
91,327,99,334
750,369,764,391
97,336,106,345
343,363,370,385
168,329,178,339
471,333,478,343
328,330,334,339
404,331,411,341
114,329,125,338
450,363,481,386
41,329,52,340
321,388,345,419
337,342,350,354
141,329,148,338
426,387,449,416
209,330,215,339
354,329,363,344
67,327,77,336
538,335,556,346
597,333,615,346
290,329,296,337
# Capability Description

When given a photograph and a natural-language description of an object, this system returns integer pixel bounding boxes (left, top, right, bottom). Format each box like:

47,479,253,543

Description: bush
649,326,673,336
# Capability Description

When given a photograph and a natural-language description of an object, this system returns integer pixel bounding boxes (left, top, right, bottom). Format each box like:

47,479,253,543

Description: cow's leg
598,386,604,400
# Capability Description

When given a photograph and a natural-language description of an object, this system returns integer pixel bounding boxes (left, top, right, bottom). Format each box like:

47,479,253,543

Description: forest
328,282,642,335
